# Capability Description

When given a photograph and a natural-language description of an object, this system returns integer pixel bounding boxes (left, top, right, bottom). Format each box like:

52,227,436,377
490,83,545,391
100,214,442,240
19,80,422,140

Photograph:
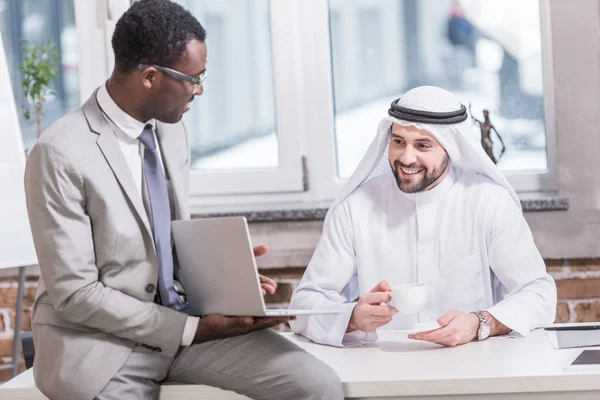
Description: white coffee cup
389,283,428,314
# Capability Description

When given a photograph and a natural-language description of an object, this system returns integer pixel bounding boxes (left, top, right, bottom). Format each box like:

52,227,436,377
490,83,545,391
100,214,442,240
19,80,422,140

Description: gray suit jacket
24,90,192,399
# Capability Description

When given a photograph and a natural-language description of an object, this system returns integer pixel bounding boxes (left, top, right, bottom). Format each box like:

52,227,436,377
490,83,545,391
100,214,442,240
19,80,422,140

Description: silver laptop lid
172,217,267,316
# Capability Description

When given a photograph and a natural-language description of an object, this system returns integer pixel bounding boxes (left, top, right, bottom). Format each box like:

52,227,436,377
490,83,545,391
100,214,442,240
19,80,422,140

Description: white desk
287,329,600,399
2,329,600,399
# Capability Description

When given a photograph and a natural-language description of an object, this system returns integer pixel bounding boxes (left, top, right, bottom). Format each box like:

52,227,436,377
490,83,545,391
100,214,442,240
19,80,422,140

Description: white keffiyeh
325,86,519,224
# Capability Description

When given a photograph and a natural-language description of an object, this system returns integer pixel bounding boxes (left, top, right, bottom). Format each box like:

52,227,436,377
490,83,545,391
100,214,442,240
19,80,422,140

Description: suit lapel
155,122,186,220
82,91,153,238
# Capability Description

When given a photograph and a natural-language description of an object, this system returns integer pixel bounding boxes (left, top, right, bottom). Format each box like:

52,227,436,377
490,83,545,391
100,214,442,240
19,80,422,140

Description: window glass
175,0,279,171
329,0,547,179
0,0,80,150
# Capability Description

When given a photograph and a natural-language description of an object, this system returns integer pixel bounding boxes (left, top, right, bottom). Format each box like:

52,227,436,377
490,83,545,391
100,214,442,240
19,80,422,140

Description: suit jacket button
145,284,155,293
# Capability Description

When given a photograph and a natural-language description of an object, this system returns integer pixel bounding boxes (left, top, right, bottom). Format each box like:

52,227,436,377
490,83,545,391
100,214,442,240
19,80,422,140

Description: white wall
523,0,600,259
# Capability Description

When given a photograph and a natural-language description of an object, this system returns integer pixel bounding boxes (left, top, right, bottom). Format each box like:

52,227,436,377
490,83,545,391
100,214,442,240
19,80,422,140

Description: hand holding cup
347,280,398,333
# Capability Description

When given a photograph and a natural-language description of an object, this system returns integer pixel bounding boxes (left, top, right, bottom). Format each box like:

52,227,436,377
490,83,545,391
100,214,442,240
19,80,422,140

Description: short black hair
111,0,206,73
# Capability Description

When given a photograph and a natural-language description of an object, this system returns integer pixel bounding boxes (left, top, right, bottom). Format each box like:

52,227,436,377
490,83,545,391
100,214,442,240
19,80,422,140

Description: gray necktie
139,124,186,311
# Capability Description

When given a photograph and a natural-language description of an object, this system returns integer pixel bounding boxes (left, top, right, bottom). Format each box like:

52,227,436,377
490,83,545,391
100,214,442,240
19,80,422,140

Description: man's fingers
258,275,277,295
410,324,456,342
232,316,254,327
361,304,397,316
365,314,396,322
217,315,292,335
411,332,453,345
380,280,392,292
437,310,462,326
410,328,449,342
369,317,394,329
410,331,464,347
259,275,277,286
253,245,269,258
361,316,394,332
261,283,276,295
360,291,392,305
369,280,392,293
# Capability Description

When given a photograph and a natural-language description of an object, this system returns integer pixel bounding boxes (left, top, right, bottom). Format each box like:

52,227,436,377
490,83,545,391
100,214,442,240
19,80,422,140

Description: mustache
394,160,422,170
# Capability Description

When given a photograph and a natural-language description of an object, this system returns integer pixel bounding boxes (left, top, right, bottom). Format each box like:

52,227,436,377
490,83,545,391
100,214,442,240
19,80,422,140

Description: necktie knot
139,124,156,151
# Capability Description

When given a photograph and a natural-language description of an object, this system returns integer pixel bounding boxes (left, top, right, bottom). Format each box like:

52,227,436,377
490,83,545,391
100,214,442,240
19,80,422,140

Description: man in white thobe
289,86,557,347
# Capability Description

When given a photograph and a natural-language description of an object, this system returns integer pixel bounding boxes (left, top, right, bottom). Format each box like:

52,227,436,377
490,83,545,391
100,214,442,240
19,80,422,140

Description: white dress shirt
289,166,557,347
96,84,199,346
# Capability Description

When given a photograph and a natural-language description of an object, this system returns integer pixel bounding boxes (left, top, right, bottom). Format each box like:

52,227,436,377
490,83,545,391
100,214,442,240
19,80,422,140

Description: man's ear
140,67,157,90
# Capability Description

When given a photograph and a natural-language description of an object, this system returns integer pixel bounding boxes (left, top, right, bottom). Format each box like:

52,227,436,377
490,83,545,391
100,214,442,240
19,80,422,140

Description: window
31,0,555,210
329,0,556,192
0,0,80,150
175,0,305,196
175,0,278,171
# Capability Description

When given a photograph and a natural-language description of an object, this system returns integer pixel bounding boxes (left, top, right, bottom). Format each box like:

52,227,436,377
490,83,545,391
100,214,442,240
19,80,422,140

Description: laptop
171,217,343,317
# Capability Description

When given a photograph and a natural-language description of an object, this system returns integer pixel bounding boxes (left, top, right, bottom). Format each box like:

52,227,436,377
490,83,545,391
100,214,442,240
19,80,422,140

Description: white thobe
289,166,557,347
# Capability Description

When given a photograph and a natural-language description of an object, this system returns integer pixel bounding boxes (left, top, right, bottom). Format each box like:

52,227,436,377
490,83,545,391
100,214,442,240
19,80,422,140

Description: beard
390,153,450,193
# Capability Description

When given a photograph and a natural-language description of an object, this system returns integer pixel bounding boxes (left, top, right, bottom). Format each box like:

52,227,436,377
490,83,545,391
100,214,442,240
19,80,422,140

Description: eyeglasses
138,64,206,93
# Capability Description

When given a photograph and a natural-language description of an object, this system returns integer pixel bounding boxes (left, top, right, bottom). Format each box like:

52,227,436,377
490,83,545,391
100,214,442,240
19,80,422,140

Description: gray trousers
95,329,344,400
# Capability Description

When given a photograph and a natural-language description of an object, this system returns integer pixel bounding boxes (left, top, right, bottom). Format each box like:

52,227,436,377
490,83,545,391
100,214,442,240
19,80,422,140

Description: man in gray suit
24,1,343,399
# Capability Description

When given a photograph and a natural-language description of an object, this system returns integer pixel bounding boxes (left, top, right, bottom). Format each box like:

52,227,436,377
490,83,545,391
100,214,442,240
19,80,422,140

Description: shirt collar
96,82,156,139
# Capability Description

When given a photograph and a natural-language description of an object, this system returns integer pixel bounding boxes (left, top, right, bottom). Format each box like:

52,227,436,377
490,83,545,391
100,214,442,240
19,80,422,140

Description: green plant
20,39,61,138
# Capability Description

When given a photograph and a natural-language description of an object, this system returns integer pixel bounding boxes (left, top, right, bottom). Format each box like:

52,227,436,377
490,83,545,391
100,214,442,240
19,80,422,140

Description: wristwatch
473,311,491,341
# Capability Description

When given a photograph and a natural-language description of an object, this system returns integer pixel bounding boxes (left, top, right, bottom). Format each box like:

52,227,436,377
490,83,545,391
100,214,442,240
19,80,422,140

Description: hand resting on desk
408,310,510,346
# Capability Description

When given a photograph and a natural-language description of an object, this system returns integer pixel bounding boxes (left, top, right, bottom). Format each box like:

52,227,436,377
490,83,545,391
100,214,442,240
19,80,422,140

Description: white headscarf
325,86,520,224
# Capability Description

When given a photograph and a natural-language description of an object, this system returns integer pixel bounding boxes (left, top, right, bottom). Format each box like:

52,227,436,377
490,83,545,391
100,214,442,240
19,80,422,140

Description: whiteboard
0,30,38,269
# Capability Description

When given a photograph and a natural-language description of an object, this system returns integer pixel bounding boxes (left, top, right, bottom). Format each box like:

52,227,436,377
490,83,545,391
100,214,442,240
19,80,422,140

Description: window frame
507,0,557,193
186,0,305,197
190,0,558,209
322,0,558,195
74,0,126,101
76,0,558,212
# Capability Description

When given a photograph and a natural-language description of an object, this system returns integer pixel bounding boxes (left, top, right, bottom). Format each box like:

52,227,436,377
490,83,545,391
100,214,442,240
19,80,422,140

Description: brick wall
1,260,599,382
0,273,36,381
547,259,600,323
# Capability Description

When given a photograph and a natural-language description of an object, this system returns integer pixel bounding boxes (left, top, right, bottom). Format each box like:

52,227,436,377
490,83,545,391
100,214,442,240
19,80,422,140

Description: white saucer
390,322,441,335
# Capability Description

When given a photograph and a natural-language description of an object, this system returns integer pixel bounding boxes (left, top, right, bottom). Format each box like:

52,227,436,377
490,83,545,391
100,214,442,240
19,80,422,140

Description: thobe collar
395,164,457,205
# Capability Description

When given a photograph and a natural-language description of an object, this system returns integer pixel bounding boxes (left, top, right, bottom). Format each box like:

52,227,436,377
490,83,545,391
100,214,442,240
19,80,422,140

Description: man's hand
253,245,268,258
409,310,511,346
253,245,277,295
346,280,398,333
194,314,294,343
259,275,277,296
408,310,479,346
